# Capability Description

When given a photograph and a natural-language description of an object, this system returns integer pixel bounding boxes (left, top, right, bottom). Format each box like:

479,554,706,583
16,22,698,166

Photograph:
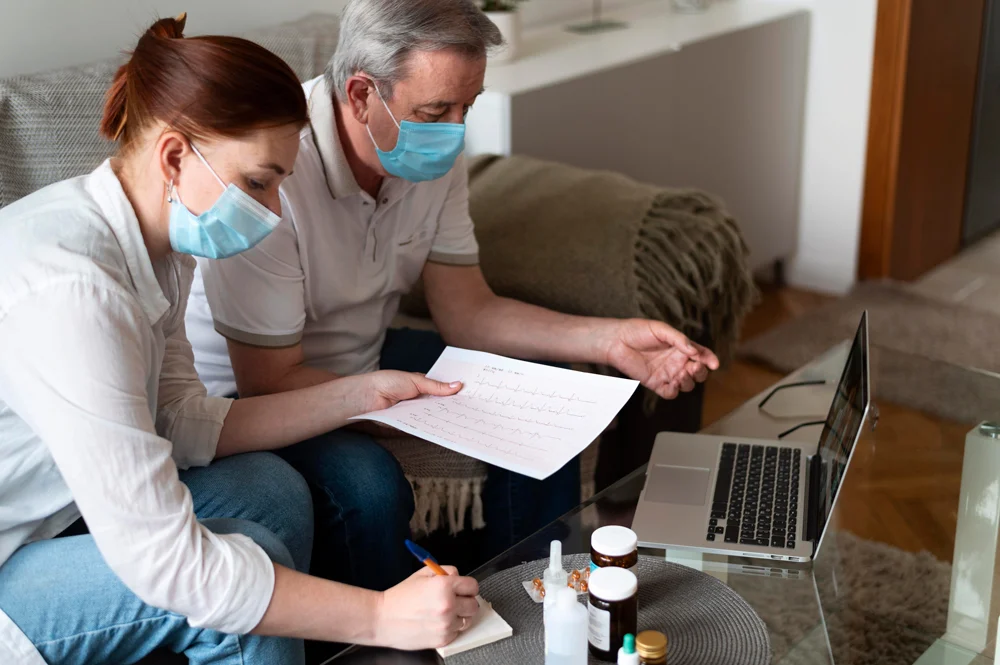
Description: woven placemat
448,553,770,664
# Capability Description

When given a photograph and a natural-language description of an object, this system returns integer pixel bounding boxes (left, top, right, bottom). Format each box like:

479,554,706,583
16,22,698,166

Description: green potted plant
480,0,527,63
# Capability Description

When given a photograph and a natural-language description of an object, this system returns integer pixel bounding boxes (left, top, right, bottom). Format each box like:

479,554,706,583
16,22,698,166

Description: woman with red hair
0,14,477,665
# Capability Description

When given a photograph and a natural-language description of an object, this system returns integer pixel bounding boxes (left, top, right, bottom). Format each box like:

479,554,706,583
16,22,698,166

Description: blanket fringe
472,477,486,530
428,480,443,533
635,191,759,364
409,476,489,537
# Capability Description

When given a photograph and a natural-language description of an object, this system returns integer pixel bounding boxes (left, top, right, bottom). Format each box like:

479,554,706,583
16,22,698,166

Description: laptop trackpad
645,465,711,506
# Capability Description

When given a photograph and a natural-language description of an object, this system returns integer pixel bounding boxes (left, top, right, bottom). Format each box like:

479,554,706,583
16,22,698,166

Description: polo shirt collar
87,159,171,326
308,77,362,200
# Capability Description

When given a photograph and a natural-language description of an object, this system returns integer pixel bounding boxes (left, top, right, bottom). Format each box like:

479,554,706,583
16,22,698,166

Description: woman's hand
374,566,480,650
361,370,462,413
218,370,461,458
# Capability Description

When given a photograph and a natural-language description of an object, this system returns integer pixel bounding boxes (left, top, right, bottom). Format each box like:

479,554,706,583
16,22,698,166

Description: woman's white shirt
0,160,275,663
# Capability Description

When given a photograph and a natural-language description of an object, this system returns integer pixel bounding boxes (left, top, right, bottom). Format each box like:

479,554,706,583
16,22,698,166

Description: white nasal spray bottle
543,540,568,654
545,586,588,664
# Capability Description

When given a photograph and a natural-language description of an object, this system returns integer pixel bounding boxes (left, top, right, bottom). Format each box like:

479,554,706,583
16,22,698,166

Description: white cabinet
466,1,810,273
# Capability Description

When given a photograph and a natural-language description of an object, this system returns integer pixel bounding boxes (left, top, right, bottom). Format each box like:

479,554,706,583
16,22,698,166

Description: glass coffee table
331,342,1000,664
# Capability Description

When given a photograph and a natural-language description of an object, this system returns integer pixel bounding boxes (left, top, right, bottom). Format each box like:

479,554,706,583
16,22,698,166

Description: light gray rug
740,281,1000,425
731,531,952,665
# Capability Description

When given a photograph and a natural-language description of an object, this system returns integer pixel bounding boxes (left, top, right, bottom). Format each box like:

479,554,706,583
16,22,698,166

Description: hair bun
145,12,187,40
100,11,308,150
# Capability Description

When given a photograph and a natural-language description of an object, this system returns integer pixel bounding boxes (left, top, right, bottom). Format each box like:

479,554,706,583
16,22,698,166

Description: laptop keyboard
706,443,801,549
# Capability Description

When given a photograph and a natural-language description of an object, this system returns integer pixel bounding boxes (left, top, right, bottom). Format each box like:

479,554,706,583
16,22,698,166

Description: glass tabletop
332,342,1000,665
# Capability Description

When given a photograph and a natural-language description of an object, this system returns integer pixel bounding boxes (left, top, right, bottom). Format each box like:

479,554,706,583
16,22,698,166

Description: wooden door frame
859,0,986,281
858,0,912,279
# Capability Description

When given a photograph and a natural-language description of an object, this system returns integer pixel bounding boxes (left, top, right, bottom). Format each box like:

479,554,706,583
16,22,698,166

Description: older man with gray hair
186,0,718,591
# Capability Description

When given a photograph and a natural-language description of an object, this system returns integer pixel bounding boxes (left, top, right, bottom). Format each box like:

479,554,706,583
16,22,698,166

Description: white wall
0,0,344,78
522,0,879,296
3,0,875,295
0,0,637,79
757,0,879,294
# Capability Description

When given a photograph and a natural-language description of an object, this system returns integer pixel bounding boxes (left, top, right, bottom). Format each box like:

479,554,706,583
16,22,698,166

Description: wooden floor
702,286,834,426
703,285,966,563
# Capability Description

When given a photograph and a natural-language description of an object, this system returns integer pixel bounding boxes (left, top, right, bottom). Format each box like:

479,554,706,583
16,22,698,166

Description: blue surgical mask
167,144,281,259
366,86,466,182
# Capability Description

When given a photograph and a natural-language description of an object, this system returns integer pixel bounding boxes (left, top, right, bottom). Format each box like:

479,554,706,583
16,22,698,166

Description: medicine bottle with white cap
588,566,638,661
590,526,638,572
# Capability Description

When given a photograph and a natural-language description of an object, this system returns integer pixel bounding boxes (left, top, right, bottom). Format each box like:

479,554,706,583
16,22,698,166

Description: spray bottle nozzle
548,540,562,571
543,540,568,591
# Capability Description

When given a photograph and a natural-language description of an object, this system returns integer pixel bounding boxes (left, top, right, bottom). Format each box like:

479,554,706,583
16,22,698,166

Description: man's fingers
439,565,460,576
652,379,680,400
649,321,698,355
651,363,697,395
658,384,681,400
697,345,721,370
647,322,720,370
647,352,687,389
690,362,710,383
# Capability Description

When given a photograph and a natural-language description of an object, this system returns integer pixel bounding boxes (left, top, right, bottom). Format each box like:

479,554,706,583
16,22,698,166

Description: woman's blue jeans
0,452,313,665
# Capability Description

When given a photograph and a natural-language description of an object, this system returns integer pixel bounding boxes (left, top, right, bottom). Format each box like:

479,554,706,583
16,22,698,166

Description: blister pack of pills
520,567,591,603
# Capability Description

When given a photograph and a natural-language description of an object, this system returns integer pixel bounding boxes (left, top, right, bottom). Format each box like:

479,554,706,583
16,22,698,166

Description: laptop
632,311,871,563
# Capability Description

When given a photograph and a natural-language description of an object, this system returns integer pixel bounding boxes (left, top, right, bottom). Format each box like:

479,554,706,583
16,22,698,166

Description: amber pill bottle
588,566,638,661
590,526,639,572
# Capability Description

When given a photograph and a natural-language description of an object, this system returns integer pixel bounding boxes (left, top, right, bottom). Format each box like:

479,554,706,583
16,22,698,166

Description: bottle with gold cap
636,630,667,665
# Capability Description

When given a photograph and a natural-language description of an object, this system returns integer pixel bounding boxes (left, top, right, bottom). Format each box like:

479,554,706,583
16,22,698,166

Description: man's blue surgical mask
167,143,281,259
366,85,466,183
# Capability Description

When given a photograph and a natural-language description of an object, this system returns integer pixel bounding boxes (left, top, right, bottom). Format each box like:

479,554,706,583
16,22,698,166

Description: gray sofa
0,13,755,665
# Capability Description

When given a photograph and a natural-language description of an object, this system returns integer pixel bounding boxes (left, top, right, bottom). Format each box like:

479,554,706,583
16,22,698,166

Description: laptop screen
812,312,870,549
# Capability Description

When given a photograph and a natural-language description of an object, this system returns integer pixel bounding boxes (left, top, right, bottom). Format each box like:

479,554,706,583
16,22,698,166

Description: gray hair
327,0,504,102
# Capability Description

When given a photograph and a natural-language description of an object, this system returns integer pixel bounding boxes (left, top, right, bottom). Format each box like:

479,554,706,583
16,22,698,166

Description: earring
166,179,175,204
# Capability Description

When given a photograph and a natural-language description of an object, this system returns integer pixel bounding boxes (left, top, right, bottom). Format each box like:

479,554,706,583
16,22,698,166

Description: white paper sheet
436,596,513,658
351,347,639,480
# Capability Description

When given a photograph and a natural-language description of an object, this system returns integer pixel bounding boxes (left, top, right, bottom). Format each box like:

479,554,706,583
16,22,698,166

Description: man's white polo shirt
186,76,479,396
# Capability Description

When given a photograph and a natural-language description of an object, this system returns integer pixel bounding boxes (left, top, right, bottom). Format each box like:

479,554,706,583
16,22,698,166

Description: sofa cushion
0,59,119,207
0,12,340,208
241,12,341,82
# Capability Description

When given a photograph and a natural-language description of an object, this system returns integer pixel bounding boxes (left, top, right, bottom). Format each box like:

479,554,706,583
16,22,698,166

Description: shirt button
381,198,389,204
362,201,370,206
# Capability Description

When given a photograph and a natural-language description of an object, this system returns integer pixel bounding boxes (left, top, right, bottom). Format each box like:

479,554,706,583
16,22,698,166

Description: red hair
100,13,308,150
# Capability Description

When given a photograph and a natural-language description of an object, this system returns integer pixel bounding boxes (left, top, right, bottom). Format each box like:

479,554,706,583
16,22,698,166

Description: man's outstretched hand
602,319,720,399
